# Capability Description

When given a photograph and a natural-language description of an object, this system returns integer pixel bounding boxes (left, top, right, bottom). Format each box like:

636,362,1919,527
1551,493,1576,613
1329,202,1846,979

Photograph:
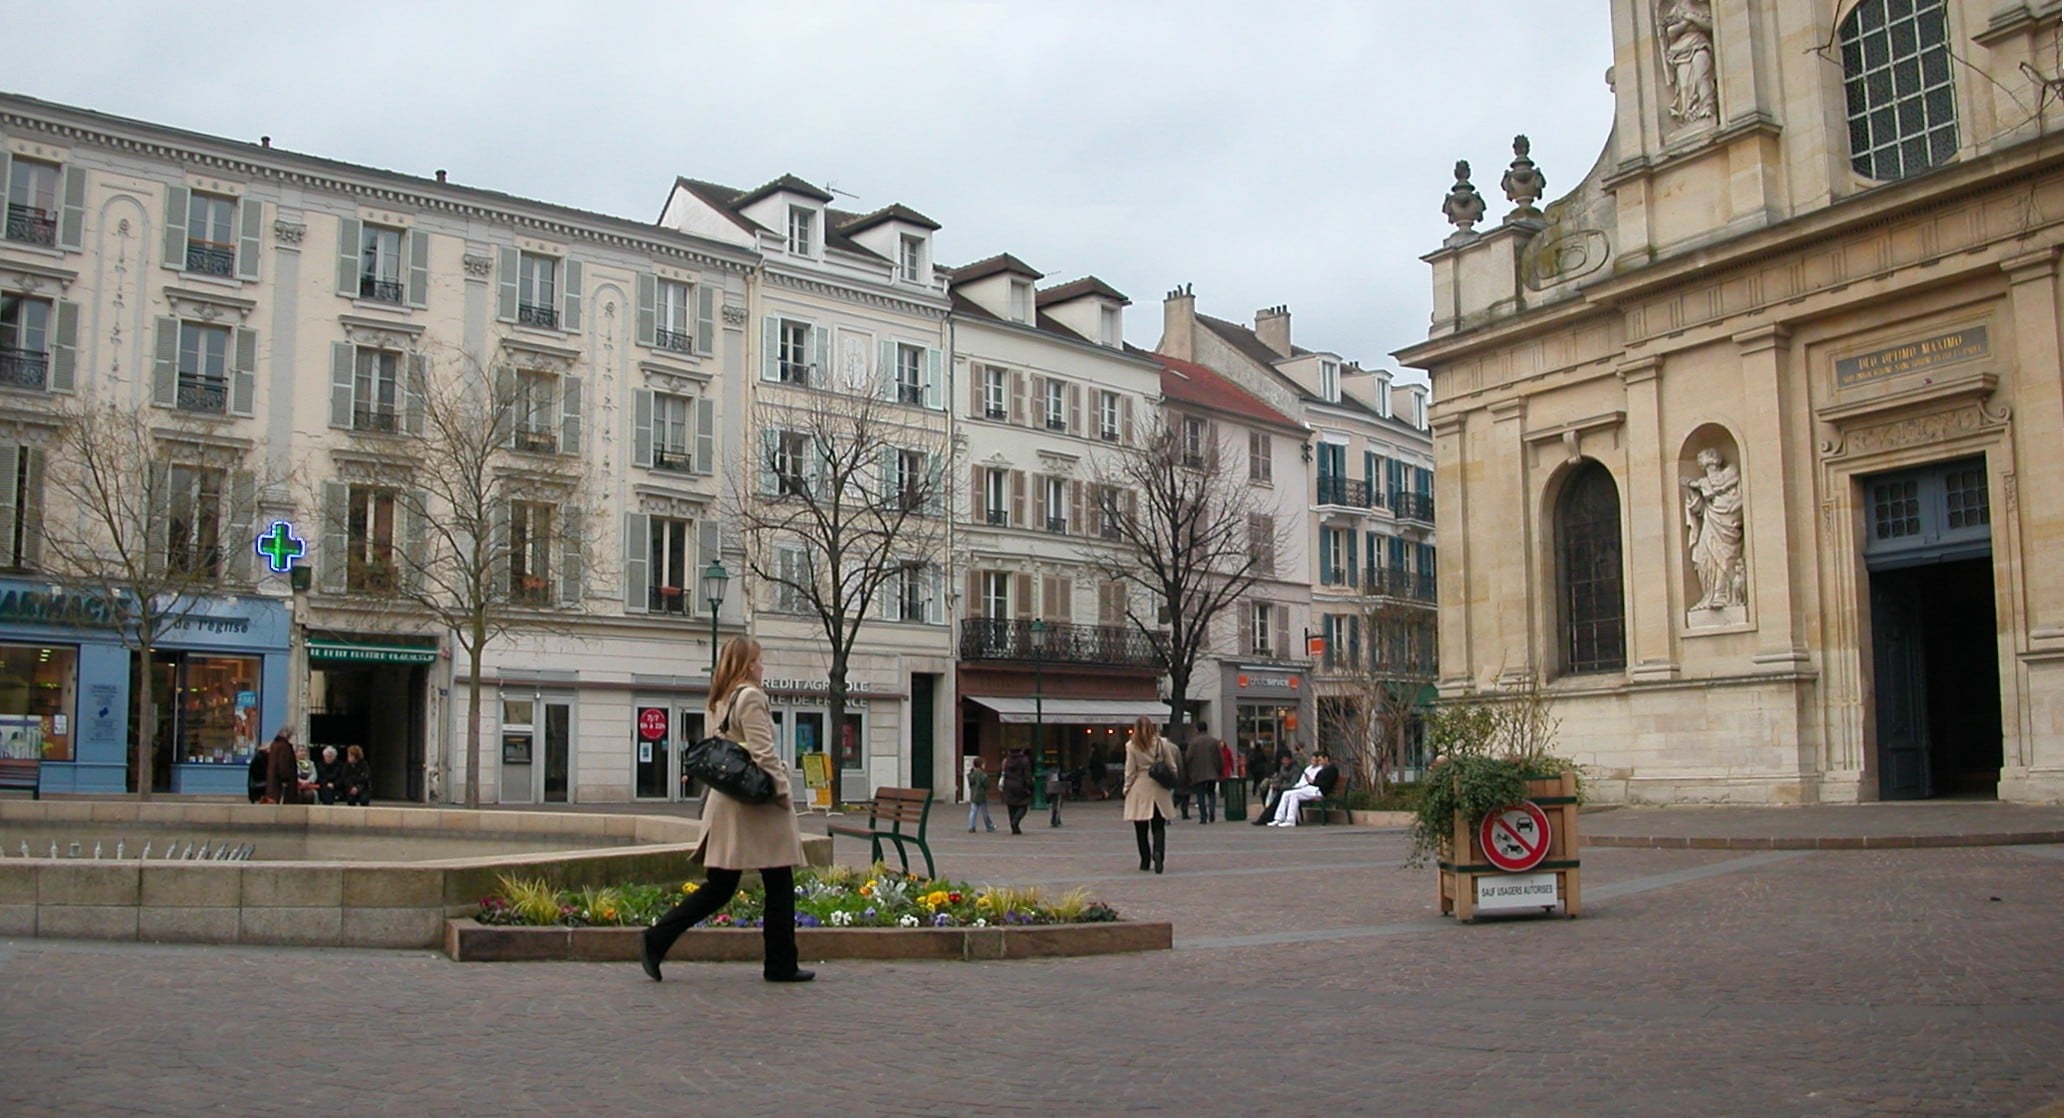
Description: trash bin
1221,778,1246,822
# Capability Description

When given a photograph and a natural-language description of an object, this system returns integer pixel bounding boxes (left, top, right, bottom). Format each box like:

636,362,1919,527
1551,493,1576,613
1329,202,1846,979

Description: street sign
636,707,669,742
1478,801,1552,872
1474,872,1558,911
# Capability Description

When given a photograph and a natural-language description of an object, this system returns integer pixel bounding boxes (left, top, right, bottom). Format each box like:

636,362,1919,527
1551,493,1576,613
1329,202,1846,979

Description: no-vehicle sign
1478,801,1552,872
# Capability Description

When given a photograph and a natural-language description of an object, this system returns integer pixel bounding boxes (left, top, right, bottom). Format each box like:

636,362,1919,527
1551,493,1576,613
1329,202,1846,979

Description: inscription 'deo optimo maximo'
1836,325,1989,389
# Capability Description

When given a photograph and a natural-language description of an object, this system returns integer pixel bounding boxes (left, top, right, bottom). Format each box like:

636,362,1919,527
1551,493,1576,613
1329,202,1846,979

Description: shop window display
0,644,76,761
149,652,261,764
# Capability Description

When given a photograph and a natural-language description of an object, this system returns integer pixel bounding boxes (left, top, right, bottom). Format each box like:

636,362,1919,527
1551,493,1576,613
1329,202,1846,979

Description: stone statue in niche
1659,0,1717,124
1683,447,1746,613
1441,160,1486,238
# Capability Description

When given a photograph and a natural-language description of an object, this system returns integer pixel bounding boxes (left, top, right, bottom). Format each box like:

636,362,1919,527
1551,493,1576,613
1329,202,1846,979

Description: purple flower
932,913,952,927
863,907,877,918
795,914,821,928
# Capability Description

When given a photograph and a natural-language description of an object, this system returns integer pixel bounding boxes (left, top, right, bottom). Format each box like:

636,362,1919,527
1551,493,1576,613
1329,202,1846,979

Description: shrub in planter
1405,678,1581,867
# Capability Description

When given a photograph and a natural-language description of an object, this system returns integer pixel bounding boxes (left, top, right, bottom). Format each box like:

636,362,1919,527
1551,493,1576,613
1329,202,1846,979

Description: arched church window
1839,0,1957,181
1558,461,1625,674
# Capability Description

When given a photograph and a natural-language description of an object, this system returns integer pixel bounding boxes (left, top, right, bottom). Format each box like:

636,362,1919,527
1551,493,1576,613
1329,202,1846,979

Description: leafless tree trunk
727,370,951,802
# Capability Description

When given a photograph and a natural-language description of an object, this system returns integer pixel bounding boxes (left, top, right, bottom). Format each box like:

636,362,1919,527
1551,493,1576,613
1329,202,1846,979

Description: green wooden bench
825,787,936,878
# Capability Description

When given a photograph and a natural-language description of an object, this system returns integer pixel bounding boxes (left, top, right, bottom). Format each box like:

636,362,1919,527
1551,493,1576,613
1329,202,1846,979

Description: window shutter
49,301,77,393
402,489,428,596
924,347,942,410
965,570,984,619
162,186,189,270
329,342,356,428
229,327,257,417
969,466,985,523
1344,525,1357,584
878,446,896,504
1009,370,1025,425
336,217,361,297
758,429,778,495
694,397,716,474
1318,529,1334,584
881,565,901,621
1028,375,1044,424
1238,604,1253,654
1068,384,1081,434
631,388,654,468
634,273,656,348
227,470,256,581
1207,420,1220,468
558,505,584,606
495,365,517,447
404,352,427,436
496,246,519,323
761,317,780,381
406,229,430,308
235,198,263,281
559,375,582,455
1068,480,1084,535
925,455,945,516
926,566,943,625
809,324,828,387
561,259,583,333
1121,396,1134,444
694,284,716,356
878,339,895,400
1013,573,1032,620
152,317,179,408
969,366,983,416
622,513,650,613
1032,473,1046,528
698,520,722,614
320,482,349,593
57,166,86,251
0,445,18,562
1010,470,1025,526
1041,574,1059,620
1056,576,1073,623
1273,607,1289,662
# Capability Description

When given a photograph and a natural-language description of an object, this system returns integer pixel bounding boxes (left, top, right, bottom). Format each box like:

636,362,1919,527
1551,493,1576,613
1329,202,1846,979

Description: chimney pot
435,169,447,183
260,136,270,148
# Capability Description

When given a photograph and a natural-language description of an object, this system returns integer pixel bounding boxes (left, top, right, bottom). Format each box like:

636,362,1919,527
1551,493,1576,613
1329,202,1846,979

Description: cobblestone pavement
3,801,2061,1117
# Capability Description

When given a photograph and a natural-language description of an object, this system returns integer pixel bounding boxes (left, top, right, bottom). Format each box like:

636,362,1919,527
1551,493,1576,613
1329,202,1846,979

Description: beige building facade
1398,0,2064,803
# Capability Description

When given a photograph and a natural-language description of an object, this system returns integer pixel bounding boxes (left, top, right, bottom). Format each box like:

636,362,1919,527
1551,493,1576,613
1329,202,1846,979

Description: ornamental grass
476,866,1123,930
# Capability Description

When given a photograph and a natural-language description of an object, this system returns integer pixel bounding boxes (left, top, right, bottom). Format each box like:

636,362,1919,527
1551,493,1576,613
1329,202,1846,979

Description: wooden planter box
1437,770,1581,922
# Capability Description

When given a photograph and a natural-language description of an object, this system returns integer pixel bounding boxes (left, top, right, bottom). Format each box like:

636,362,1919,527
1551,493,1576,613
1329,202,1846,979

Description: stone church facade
1398,0,2064,803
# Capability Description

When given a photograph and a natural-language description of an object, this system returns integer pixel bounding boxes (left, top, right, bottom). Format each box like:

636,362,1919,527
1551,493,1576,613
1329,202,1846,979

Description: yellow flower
859,884,874,897
681,882,700,895
974,894,992,909
597,907,617,921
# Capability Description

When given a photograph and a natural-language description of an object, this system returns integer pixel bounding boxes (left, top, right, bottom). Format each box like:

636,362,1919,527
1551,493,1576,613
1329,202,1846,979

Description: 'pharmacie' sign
0,587,116,628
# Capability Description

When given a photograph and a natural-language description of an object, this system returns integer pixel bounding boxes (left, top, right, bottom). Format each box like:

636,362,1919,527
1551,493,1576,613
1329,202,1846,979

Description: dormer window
1319,360,1340,403
1099,305,1121,347
1009,280,1032,324
787,206,815,256
899,235,923,282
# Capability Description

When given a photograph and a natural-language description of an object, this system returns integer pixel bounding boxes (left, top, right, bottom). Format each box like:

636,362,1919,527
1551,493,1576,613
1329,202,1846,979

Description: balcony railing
1045,416,1067,432
186,242,235,277
5,204,56,246
648,586,688,615
1362,568,1438,603
0,348,48,390
778,360,813,385
517,303,558,329
348,560,397,594
513,427,558,454
654,326,692,352
1316,476,1378,509
898,383,924,405
984,508,1009,526
983,405,1006,420
1045,516,1067,534
353,407,399,434
177,376,228,414
1392,491,1436,524
651,445,695,473
359,276,405,304
958,618,1160,670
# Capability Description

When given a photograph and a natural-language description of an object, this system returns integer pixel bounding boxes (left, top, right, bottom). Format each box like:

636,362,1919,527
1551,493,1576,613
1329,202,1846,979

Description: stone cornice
764,266,950,320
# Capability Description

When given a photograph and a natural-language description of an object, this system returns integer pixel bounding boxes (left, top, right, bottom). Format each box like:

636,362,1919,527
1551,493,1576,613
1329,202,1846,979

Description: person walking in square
641,637,814,984
1184,720,1226,824
1001,748,1034,835
1123,716,1180,874
964,755,996,833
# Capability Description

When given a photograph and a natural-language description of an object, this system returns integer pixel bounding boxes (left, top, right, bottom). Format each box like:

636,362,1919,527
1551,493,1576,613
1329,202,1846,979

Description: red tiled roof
1150,352,1301,431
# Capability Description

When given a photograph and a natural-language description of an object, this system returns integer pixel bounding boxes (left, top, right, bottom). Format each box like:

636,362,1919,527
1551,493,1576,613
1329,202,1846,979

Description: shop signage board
1474,872,1559,911
1478,801,1552,873
636,707,669,742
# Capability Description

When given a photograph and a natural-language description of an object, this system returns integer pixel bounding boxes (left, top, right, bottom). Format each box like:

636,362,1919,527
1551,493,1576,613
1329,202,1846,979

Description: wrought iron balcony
778,360,813,385
359,276,405,304
983,405,1006,420
1100,428,1120,442
177,376,228,414
186,242,235,277
654,326,692,353
958,618,1160,670
353,407,399,434
651,445,695,473
348,559,397,594
1362,567,1438,604
517,303,558,329
898,383,925,405
0,348,48,390
1045,516,1067,534
513,427,558,454
1392,491,1436,524
1045,415,1067,432
984,508,1009,527
1316,476,1377,509
5,204,55,246
648,586,689,614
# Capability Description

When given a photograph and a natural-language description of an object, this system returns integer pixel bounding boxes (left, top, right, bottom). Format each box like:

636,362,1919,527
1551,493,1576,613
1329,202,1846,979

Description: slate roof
1037,276,1131,307
839,202,941,233
732,172,834,207
673,174,921,263
1150,351,1302,432
945,252,1045,283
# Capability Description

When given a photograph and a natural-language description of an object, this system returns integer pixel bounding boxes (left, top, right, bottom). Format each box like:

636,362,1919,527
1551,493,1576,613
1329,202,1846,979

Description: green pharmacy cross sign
255,521,306,575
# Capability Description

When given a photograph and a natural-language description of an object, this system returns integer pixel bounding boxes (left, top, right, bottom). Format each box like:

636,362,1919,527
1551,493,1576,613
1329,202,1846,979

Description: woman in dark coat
340,745,372,806
1000,748,1034,835
262,728,302,805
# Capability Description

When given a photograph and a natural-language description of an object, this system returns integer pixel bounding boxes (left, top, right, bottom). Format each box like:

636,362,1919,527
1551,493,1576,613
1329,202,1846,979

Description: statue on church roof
1441,160,1486,236
1660,0,1717,124
1501,135,1547,212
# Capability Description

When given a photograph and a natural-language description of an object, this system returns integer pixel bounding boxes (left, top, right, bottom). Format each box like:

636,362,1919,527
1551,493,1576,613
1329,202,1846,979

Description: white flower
898,914,920,928
972,918,988,928
829,910,853,927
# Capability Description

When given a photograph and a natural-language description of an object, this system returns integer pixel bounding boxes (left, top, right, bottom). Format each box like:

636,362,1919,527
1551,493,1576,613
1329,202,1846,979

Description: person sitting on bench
1266,751,1341,827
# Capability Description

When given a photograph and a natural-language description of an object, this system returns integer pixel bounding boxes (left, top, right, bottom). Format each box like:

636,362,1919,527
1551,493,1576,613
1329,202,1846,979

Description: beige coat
1121,736,1181,822
692,685,807,870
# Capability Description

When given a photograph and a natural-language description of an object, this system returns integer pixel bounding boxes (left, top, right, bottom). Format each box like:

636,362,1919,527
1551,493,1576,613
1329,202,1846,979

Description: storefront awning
968,697,1171,725
308,640,438,665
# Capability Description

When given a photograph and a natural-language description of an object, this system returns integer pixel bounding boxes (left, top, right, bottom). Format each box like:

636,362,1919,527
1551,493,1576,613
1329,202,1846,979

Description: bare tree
728,370,951,801
1080,416,1293,730
1314,595,1438,797
310,344,597,808
30,394,277,799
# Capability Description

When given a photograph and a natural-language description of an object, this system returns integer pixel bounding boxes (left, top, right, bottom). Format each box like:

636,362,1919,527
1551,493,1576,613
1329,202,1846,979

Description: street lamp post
1030,618,1046,807
701,559,730,676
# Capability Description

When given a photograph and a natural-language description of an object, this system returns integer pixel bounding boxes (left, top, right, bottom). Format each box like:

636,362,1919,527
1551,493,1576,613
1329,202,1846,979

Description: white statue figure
1683,448,1745,610
1659,0,1717,124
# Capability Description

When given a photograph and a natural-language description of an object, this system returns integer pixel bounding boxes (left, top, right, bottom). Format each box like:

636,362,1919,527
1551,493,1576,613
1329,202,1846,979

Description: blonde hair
707,636,763,713
1129,716,1159,749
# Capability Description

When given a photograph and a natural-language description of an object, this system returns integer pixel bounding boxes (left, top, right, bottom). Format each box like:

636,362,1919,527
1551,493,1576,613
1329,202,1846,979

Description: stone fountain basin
0,800,830,950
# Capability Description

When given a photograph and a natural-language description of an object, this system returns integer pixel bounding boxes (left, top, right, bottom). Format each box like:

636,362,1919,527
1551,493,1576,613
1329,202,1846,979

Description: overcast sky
8,1,1614,381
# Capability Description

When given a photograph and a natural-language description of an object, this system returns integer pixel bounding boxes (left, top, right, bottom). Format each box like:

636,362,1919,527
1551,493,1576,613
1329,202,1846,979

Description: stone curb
1585,831,2064,850
444,917,1174,963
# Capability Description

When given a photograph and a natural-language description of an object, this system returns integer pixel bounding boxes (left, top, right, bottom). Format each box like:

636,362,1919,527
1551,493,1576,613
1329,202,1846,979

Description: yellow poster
801,752,831,789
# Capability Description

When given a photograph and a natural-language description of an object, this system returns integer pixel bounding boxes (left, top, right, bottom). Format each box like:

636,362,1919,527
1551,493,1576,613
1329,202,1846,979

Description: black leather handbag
1146,742,1179,790
684,707,776,804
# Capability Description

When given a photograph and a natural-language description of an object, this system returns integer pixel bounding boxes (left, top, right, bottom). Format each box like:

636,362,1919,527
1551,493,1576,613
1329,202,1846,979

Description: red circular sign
636,707,669,742
1478,801,1553,873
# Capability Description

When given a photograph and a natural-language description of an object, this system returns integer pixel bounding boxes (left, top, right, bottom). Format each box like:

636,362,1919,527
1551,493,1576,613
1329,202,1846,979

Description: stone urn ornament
1441,160,1487,242
1501,135,1547,220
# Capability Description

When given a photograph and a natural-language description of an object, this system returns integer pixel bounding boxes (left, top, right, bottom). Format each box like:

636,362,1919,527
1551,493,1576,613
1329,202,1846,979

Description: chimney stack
1161,282,1196,361
260,136,271,148
1255,304,1291,358
435,169,447,183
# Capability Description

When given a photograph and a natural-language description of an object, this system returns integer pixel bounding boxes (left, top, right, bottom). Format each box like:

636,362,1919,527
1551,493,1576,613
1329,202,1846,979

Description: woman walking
1122,716,1181,874
640,637,815,984
1000,748,1034,835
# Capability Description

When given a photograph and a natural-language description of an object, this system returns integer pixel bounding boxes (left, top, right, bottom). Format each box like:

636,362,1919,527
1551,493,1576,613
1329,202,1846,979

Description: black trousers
644,866,799,978
1006,803,1030,833
1132,810,1167,868
1193,781,1219,822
